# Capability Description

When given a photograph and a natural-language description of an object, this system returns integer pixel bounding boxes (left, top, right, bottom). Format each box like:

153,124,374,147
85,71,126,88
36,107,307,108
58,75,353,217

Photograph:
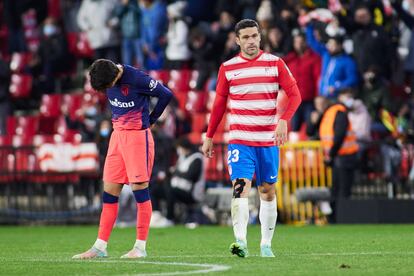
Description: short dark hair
235,19,260,36
89,59,120,91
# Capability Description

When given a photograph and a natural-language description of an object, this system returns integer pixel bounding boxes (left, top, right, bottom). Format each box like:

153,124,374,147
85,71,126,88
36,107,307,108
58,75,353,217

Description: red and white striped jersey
215,51,298,146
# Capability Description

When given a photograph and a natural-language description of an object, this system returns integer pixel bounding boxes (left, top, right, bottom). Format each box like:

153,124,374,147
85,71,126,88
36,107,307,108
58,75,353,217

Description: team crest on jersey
121,85,129,96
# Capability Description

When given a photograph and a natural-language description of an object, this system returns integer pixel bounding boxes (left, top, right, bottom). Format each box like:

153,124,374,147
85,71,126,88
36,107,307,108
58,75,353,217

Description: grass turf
0,225,414,275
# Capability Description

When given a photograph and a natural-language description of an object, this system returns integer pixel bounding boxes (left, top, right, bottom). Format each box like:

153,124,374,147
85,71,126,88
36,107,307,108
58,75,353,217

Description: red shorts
103,129,154,184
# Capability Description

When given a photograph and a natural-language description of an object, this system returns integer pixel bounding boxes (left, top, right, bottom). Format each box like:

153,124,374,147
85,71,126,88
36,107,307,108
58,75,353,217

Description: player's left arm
136,72,173,125
274,59,302,145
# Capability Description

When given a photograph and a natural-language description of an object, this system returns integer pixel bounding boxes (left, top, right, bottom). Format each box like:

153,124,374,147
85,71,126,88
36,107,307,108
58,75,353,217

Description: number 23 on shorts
227,149,240,164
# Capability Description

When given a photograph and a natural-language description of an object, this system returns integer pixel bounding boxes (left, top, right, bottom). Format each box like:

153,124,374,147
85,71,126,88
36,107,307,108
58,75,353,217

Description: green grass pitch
1,225,414,275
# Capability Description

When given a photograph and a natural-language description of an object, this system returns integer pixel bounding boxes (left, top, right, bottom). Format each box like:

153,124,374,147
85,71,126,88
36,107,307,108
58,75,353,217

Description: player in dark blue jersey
73,59,172,259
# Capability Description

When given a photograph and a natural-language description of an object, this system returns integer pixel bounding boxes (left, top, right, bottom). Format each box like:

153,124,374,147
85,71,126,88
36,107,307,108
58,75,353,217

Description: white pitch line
1,258,231,275
121,261,230,276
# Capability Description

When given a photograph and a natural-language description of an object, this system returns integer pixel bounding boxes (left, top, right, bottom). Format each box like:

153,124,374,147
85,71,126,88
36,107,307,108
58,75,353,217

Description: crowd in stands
1,0,414,222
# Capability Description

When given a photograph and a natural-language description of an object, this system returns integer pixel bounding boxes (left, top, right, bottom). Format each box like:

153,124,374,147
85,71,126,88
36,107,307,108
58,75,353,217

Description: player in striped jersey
202,19,301,257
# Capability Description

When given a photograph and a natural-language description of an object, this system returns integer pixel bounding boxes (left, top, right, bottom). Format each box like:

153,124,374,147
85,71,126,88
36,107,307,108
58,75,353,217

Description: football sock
231,198,249,244
134,188,152,241
97,192,119,245
134,239,146,251
260,198,277,247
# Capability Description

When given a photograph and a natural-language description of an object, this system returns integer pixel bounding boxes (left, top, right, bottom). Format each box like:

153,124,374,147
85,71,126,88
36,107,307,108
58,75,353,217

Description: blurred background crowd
2,0,414,225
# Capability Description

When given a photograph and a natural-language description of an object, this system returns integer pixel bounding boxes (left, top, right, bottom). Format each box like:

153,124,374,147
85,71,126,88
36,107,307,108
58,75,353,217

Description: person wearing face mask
319,89,359,207
31,17,70,93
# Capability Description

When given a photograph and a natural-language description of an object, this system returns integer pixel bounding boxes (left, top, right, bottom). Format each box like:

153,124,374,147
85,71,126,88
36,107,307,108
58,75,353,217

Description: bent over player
73,59,172,259
202,19,301,257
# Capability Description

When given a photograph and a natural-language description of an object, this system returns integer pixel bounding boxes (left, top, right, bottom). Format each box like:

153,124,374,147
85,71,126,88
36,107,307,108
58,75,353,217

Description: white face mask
43,24,57,36
343,98,354,108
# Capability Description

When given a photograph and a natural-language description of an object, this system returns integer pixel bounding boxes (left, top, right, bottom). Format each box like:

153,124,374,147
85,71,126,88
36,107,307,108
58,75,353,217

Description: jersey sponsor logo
149,79,158,91
121,85,129,96
270,175,277,179
109,98,135,108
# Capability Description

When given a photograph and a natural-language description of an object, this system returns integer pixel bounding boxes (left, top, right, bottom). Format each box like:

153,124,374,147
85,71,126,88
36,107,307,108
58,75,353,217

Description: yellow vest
319,104,359,157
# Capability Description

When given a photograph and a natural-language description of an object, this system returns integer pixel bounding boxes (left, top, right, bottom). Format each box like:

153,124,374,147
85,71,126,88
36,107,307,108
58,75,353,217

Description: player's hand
274,119,288,146
202,137,214,158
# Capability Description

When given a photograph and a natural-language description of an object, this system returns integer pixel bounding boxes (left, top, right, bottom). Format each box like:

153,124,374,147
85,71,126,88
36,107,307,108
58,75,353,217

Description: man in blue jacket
306,24,359,99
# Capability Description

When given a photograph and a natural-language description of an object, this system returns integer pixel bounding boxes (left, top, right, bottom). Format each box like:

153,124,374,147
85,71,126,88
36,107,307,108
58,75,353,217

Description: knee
233,178,248,198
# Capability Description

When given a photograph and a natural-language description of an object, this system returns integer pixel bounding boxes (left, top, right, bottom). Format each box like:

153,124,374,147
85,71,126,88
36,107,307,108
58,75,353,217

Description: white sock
134,239,146,251
94,239,107,251
260,198,277,247
231,198,249,244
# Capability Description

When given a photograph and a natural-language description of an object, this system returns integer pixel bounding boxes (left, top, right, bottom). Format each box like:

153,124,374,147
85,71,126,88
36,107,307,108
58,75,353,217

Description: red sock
97,203,118,242
137,200,152,240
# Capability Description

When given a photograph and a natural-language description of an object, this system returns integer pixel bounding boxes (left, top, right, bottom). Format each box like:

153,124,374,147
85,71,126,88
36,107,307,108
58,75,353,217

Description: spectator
306,23,359,99
113,0,144,67
212,11,236,66
263,24,291,57
320,91,359,201
284,30,321,136
0,54,11,135
31,17,71,93
190,24,216,91
351,5,394,79
167,137,205,225
77,0,120,61
359,67,396,130
256,0,274,36
165,1,191,69
392,0,414,93
140,0,167,70
306,96,330,140
149,121,175,227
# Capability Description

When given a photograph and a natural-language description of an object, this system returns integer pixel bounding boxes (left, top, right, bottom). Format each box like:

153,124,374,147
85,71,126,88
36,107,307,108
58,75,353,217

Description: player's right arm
202,65,229,158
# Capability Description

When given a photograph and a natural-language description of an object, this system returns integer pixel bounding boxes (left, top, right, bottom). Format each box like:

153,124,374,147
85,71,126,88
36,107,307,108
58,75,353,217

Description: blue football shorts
227,144,279,185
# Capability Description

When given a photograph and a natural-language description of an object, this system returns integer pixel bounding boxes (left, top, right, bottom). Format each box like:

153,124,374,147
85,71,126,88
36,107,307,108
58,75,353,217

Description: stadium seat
148,70,170,85
185,90,208,113
66,32,94,58
55,116,82,144
189,70,199,90
33,134,55,147
168,69,191,93
207,91,216,111
63,93,83,119
0,135,12,146
10,52,32,72
173,91,188,111
15,115,39,136
6,116,16,135
40,94,62,118
0,136,14,183
191,113,207,133
9,74,33,98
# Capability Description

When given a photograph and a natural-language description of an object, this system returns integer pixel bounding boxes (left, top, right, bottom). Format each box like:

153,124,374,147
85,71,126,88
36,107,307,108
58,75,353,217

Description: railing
0,146,100,224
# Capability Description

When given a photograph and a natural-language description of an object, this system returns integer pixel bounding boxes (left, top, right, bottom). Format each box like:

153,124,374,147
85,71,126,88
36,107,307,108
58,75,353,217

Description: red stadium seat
63,93,83,119
191,113,207,133
15,116,39,136
0,135,12,146
33,134,55,146
9,74,33,98
40,94,62,118
168,69,191,93
6,116,16,135
173,91,188,111
148,70,170,85
12,134,34,147
186,90,208,113
207,91,216,111
10,52,32,72
66,32,94,58
189,70,199,90
55,116,82,144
